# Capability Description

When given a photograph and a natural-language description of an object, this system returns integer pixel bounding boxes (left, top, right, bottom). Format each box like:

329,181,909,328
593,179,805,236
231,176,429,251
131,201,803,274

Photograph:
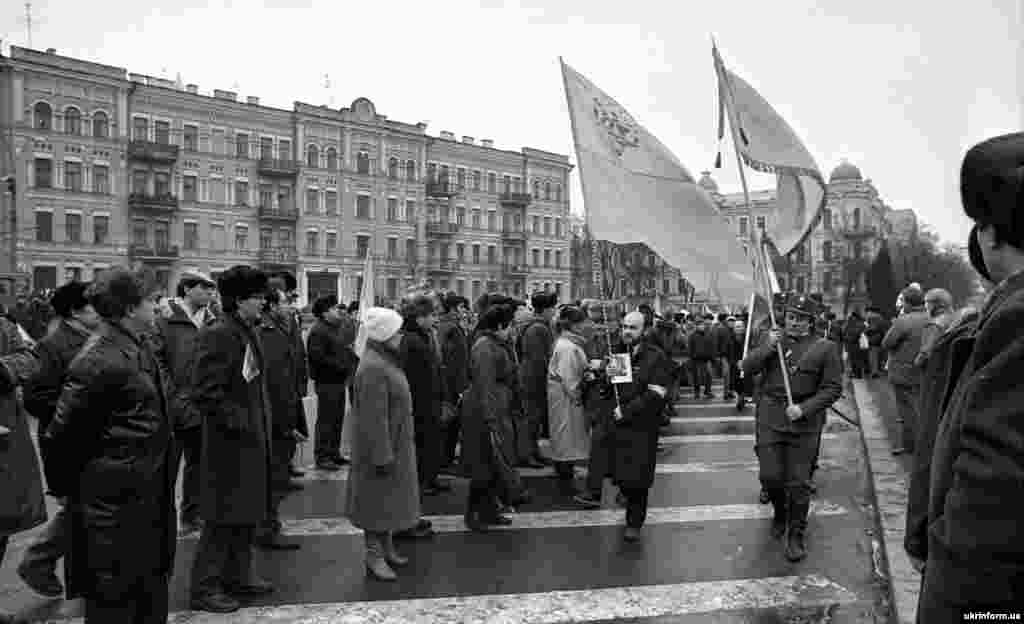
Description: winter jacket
436,312,469,404
152,300,217,430
882,306,930,386
23,319,91,431
306,316,357,385
688,329,717,361
43,319,174,600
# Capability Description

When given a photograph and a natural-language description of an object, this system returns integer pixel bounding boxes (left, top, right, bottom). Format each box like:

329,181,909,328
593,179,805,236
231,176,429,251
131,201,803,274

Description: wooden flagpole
713,40,794,407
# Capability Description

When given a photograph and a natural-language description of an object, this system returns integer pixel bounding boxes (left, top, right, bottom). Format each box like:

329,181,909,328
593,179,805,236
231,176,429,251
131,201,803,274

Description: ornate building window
357,152,370,175
306,145,319,168
92,111,109,138
34,102,52,130
326,148,338,170
406,159,416,181
64,107,81,135
388,157,398,179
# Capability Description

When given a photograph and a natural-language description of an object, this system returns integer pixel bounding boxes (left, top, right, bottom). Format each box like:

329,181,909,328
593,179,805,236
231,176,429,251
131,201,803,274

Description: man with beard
741,295,842,562
610,311,673,542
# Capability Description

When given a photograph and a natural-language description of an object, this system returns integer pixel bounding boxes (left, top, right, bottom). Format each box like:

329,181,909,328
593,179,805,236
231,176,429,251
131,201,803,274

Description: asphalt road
1,380,890,623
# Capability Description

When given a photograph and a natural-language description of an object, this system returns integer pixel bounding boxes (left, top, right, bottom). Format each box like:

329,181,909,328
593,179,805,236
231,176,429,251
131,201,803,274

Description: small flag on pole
353,252,376,358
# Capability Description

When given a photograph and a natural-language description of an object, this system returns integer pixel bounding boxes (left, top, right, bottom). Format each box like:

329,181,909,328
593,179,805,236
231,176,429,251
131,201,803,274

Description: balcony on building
428,259,460,274
426,221,459,237
501,227,528,242
127,140,179,163
129,244,179,263
839,223,877,239
258,201,299,221
425,177,461,198
258,247,299,267
502,263,529,277
128,192,178,213
257,157,300,177
499,189,532,207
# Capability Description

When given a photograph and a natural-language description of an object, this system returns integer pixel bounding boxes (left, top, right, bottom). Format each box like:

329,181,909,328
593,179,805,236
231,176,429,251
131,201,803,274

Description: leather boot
364,532,397,581
767,488,787,539
785,496,810,562
383,531,409,568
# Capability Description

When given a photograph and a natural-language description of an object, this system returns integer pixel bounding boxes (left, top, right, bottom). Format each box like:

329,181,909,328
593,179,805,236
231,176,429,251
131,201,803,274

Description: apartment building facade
701,161,913,314
0,46,573,305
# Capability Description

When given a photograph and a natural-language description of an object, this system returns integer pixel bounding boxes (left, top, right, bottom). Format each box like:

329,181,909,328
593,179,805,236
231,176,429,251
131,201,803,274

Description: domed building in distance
707,162,918,315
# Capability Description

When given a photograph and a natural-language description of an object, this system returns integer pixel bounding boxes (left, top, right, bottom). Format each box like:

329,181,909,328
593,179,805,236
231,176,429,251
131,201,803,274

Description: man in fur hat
188,266,274,614
918,133,1024,621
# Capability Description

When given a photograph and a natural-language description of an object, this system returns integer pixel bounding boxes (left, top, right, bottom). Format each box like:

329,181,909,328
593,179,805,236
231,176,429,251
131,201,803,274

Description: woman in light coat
345,307,419,582
547,306,591,481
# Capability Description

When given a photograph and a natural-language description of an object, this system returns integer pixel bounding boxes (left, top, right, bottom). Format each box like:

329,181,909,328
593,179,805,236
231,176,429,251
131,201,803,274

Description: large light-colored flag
560,59,754,306
353,252,376,358
712,45,827,257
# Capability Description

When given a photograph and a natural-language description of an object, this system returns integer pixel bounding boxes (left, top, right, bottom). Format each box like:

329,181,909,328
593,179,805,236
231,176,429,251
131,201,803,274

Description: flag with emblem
712,43,827,257
560,58,754,306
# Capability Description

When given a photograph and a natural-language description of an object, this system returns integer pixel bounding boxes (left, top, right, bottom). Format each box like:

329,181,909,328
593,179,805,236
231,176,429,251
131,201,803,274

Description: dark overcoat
461,331,519,483
919,271,1024,620
191,313,272,526
611,340,673,490
0,317,45,538
259,310,307,438
153,300,216,430
400,319,445,482
436,313,469,404
43,320,174,600
903,316,975,563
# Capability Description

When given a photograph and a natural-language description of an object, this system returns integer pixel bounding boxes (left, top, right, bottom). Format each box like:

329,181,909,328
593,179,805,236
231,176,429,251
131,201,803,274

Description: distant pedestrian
306,295,358,471
546,306,591,484
882,287,929,455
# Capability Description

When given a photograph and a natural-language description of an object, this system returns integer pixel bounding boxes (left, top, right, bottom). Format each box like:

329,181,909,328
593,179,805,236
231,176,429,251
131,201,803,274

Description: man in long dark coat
189,266,274,614
610,311,673,543
436,292,470,471
152,271,217,536
255,287,306,551
917,133,1024,621
516,291,557,468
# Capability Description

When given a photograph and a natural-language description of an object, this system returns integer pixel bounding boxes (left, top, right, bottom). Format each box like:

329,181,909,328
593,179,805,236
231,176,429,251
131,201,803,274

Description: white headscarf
362,307,403,343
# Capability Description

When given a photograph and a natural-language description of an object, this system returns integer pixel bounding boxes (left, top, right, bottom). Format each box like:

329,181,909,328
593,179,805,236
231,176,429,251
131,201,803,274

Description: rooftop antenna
23,2,35,48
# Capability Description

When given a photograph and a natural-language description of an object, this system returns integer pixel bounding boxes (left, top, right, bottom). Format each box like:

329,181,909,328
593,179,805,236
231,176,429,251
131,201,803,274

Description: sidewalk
849,376,918,624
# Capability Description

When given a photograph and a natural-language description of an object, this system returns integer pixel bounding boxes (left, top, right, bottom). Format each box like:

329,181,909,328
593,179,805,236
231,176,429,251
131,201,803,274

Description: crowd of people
1,132,1022,624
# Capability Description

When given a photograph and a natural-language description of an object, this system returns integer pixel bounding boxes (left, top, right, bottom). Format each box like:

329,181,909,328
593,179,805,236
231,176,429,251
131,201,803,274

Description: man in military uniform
741,294,842,561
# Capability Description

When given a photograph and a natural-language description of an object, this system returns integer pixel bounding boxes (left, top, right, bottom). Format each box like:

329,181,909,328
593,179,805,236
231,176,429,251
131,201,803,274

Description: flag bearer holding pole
740,294,842,561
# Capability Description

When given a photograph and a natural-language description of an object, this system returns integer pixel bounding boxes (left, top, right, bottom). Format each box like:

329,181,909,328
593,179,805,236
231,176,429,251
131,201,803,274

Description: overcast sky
5,0,1021,246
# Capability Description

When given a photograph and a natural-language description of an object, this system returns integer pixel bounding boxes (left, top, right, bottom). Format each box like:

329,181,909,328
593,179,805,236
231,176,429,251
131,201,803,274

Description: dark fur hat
217,265,268,302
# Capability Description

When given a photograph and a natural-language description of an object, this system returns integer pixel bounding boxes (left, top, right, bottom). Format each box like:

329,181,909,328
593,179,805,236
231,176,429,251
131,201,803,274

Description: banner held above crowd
559,57,754,306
